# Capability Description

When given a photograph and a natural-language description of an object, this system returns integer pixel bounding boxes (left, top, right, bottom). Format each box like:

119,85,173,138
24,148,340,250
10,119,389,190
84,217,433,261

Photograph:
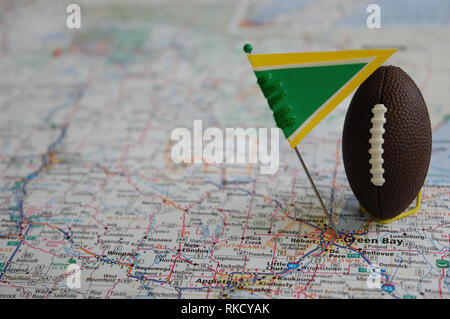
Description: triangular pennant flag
246,47,397,148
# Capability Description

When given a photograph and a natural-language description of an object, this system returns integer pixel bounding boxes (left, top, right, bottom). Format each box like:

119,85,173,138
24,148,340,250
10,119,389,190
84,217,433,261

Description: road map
0,0,449,299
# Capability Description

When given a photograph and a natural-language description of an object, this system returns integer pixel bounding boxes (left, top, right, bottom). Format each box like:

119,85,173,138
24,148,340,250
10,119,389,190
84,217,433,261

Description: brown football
342,65,432,221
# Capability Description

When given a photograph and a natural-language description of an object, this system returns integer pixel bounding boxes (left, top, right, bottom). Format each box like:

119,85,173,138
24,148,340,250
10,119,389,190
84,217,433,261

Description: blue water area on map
338,195,370,233
342,0,450,26
427,119,450,186
35,217,84,224
249,0,312,24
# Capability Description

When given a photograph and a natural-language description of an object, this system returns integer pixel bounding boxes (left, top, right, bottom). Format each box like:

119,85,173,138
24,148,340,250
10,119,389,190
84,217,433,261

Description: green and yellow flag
244,44,396,148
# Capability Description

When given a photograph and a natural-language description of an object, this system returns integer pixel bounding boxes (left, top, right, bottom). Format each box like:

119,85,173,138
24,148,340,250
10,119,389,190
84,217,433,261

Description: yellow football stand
359,189,422,224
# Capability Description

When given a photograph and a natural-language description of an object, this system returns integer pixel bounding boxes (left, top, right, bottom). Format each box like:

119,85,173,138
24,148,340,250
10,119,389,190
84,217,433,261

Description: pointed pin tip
243,43,253,54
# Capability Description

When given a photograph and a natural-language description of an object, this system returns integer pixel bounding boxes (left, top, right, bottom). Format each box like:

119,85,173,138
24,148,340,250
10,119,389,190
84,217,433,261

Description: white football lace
369,104,387,186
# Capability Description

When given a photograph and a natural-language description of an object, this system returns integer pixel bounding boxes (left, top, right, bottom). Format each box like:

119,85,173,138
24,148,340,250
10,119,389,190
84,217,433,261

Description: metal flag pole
243,44,339,237
294,146,340,237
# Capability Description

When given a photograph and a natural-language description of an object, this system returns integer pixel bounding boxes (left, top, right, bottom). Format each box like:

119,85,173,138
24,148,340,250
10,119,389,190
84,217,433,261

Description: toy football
342,65,432,223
